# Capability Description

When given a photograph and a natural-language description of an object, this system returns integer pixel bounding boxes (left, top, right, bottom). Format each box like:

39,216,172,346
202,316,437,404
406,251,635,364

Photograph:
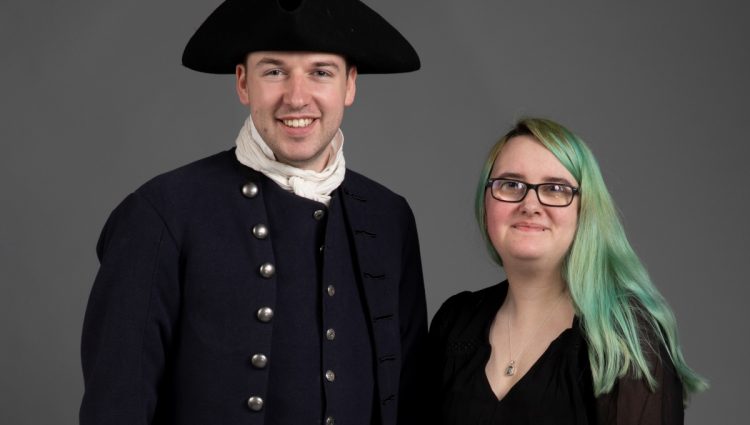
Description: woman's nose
519,187,542,214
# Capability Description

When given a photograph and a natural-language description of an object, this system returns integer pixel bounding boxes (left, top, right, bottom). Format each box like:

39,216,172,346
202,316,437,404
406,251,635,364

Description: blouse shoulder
431,291,472,327
595,311,684,424
429,282,506,349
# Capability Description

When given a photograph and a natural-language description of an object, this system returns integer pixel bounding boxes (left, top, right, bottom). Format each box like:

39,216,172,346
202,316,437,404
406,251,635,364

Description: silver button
325,370,336,382
257,307,274,323
252,224,269,239
247,396,264,411
259,263,275,278
242,182,259,198
326,328,336,341
319,245,325,253
313,209,325,220
327,285,336,296
251,353,268,369
326,417,335,425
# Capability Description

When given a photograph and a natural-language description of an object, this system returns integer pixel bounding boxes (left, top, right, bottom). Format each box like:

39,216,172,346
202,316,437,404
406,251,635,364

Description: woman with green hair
428,118,706,424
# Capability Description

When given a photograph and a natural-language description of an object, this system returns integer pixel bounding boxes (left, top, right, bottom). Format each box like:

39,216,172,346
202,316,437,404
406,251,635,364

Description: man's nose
283,75,310,109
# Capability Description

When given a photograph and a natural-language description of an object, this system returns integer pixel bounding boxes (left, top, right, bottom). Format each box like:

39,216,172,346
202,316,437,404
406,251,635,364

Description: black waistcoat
262,177,374,424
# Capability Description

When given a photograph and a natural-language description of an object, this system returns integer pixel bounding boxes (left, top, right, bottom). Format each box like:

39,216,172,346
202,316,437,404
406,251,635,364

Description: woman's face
486,135,580,270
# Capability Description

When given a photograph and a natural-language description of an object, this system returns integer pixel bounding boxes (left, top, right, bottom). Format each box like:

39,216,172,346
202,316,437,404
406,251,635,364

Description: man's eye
264,69,284,77
313,70,332,77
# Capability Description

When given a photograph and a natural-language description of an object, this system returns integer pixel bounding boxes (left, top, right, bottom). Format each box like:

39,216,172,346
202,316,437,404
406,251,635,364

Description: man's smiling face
236,51,357,171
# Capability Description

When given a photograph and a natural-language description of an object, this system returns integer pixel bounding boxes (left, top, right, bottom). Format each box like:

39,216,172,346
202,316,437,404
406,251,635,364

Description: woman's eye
543,184,567,193
502,181,524,191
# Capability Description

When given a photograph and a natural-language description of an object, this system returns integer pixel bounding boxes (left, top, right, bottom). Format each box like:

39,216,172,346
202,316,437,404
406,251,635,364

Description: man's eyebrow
252,58,340,71
312,61,340,70
255,58,285,67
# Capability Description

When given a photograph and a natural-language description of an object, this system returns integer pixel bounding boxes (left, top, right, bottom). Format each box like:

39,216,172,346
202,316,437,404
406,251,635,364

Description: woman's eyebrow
494,172,524,179
495,172,574,185
540,176,575,185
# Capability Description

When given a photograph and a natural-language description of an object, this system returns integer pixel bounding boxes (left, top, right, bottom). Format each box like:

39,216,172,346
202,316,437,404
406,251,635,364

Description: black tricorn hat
182,0,420,74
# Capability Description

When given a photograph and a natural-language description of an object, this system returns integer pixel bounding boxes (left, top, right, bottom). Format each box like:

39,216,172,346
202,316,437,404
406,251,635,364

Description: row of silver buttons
242,181,336,424
244,182,272,413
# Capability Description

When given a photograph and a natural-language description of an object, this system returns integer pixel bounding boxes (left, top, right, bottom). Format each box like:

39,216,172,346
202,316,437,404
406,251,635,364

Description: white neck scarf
234,115,346,206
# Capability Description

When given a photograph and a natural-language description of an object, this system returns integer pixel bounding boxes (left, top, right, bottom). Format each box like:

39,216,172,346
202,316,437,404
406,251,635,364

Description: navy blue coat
80,150,428,425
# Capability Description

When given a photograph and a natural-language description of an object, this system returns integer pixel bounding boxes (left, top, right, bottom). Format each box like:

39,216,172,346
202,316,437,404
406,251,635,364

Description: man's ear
236,63,250,106
344,65,357,107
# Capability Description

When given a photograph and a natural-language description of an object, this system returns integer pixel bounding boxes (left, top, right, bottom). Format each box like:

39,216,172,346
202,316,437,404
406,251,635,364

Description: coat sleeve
80,192,181,425
395,201,429,424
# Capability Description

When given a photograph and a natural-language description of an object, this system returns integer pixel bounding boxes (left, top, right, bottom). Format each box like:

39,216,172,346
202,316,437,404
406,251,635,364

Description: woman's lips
512,222,547,231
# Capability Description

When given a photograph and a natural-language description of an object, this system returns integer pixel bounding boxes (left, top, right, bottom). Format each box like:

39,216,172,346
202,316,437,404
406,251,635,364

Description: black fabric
258,178,375,424
428,282,684,425
319,188,375,424
261,179,327,423
80,149,427,425
182,0,420,74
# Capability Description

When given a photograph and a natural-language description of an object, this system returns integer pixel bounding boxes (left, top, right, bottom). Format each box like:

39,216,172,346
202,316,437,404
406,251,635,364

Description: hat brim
182,0,420,74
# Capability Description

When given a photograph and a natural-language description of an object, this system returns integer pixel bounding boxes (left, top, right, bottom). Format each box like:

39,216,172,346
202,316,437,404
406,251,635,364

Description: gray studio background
1,0,747,423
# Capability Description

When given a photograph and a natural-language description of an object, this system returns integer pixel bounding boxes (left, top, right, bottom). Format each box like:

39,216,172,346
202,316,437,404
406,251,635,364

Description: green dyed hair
475,118,707,401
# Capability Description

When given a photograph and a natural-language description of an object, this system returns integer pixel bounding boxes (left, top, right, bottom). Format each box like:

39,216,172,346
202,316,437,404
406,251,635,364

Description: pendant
505,360,516,376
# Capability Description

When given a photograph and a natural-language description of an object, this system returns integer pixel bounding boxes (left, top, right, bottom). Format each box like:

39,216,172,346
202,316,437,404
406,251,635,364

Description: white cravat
234,115,346,206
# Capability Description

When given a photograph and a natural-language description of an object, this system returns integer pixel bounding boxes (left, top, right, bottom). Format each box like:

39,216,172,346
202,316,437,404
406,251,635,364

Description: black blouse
428,282,684,425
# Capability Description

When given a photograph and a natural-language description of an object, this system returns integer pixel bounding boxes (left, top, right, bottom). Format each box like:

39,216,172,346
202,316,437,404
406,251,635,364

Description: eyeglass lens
491,180,574,206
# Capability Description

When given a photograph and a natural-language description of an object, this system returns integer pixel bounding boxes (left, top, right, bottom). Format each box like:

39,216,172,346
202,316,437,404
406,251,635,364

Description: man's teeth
283,118,313,128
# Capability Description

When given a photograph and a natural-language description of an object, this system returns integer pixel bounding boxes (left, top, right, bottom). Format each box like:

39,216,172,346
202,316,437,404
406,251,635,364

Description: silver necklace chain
505,290,567,377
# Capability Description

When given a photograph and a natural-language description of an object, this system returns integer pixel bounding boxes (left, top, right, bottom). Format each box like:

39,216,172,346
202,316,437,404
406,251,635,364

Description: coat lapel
339,171,401,425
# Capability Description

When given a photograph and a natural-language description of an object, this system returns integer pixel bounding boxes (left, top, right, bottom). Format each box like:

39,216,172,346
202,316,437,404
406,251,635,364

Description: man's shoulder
131,149,250,215
139,149,241,191
343,168,408,208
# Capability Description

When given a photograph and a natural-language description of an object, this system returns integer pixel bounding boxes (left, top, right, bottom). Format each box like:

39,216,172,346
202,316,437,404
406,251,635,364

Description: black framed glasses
486,178,579,207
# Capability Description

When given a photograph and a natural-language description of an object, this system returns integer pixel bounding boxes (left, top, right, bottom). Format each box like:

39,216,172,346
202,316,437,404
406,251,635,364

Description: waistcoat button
241,182,259,198
252,224,269,239
259,262,275,278
257,307,274,323
247,396,264,411
326,328,336,341
250,353,268,369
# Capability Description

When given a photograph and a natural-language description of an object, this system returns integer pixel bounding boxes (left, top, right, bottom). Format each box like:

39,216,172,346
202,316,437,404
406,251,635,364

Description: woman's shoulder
593,306,685,424
436,282,505,315
429,281,507,342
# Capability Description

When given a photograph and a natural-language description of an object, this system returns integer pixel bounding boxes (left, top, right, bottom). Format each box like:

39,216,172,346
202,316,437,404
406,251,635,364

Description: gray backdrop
1,0,747,423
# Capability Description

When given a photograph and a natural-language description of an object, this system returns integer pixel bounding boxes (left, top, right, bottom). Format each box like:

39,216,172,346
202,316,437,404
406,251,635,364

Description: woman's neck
503,266,569,321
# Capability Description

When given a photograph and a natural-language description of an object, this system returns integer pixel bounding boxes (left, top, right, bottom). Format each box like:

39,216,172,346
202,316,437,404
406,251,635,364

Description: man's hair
475,117,707,401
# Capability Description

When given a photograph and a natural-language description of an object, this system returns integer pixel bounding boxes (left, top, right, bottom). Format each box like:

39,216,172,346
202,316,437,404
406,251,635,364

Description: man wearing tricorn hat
79,1,427,424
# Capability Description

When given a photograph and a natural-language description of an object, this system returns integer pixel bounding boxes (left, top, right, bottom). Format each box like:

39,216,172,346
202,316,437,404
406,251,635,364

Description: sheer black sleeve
595,329,684,425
